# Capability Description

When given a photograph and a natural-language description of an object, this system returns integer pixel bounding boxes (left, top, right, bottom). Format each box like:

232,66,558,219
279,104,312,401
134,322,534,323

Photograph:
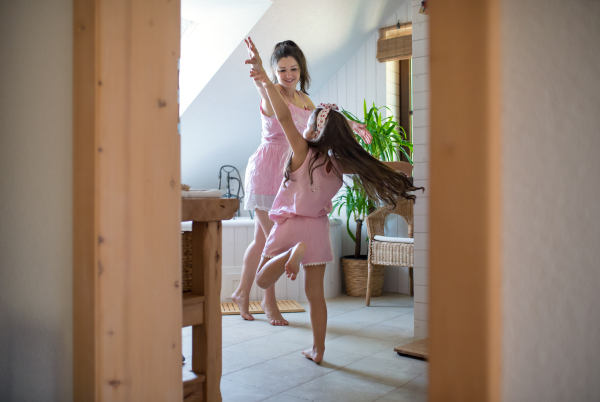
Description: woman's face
303,113,319,141
275,57,300,90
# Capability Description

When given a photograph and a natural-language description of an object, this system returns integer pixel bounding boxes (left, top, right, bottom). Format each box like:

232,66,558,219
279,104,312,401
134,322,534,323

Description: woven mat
221,300,305,315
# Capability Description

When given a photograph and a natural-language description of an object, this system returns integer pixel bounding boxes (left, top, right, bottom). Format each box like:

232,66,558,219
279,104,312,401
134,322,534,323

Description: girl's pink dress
244,92,312,211
263,148,343,266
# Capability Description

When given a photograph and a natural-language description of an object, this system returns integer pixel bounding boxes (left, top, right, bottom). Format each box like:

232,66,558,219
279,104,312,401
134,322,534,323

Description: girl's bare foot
285,242,306,281
231,290,254,321
302,346,324,364
261,300,289,326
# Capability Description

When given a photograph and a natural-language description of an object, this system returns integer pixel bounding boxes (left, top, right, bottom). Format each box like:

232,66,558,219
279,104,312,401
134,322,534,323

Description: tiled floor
182,293,428,402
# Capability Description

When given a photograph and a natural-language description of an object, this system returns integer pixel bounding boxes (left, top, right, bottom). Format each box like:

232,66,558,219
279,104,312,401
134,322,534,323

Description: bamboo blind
376,23,412,62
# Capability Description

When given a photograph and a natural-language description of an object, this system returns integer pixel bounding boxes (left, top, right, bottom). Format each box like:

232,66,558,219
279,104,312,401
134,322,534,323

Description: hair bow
316,103,339,134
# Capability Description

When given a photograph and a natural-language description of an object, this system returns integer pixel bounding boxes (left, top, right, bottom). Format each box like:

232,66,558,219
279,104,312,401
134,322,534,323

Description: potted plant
332,100,413,297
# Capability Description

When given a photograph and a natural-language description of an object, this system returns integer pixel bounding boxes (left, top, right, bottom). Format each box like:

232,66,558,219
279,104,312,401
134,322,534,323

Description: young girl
249,68,421,363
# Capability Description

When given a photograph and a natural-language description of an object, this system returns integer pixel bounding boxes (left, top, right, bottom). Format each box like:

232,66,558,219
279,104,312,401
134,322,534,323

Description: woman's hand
249,68,272,87
349,120,373,144
244,37,263,68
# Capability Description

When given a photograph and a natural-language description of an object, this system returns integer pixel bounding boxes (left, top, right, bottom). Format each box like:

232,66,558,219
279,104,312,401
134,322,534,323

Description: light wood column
73,0,182,400
191,221,223,402
429,0,502,401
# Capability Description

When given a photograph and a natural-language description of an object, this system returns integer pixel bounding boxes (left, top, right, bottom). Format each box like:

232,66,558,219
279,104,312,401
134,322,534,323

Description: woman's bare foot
302,346,324,364
261,300,289,326
231,290,254,321
285,242,306,281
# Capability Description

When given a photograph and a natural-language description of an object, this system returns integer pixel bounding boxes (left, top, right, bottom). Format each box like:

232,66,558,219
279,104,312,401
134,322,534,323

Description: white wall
0,1,73,401
410,0,430,339
501,0,600,400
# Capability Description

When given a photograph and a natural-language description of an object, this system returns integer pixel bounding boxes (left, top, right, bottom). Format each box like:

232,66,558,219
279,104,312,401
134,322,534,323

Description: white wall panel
356,44,367,116
337,64,347,110
365,34,377,108
346,54,357,117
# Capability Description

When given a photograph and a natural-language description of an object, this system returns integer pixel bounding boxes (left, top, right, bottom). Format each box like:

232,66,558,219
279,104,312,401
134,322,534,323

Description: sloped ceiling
179,0,273,115
181,0,406,191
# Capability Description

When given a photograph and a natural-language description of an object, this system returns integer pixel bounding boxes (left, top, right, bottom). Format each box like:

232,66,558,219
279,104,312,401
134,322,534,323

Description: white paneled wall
411,0,430,339
182,219,342,302
311,2,415,296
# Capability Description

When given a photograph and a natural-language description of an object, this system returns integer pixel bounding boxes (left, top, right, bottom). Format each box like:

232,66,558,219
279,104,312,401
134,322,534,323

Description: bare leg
231,215,267,321
255,242,306,289
302,264,327,364
254,210,290,326
231,209,288,325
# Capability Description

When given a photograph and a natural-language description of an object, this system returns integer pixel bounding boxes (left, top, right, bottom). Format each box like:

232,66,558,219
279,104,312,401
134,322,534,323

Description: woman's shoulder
298,92,315,110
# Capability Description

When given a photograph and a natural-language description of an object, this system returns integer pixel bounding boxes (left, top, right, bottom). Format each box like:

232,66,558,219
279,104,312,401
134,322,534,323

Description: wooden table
181,198,239,402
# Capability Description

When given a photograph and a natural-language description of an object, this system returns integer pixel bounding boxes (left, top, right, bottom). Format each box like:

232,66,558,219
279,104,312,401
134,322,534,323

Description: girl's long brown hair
270,40,311,95
283,108,423,205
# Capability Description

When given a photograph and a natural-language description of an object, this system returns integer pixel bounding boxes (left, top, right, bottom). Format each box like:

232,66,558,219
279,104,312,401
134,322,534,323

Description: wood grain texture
191,221,223,402
183,294,205,327
73,0,97,399
182,198,239,222
73,0,182,400
429,0,502,400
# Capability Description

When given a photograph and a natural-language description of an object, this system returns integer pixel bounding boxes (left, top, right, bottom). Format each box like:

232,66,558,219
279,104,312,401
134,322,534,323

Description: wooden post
191,221,223,402
429,0,502,401
73,0,182,400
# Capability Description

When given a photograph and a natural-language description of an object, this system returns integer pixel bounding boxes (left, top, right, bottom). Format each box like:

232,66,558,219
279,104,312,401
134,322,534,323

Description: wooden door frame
73,0,182,400
429,0,502,401
73,0,502,400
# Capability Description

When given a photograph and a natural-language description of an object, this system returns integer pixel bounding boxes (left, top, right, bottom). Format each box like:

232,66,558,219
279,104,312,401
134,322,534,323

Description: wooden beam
73,0,98,399
182,198,240,222
429,0,502,401
73,0,182,400
191,221,223,402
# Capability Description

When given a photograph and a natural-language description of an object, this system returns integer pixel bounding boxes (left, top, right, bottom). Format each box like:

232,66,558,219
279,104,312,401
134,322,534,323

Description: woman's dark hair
270,40,311,95
283,109,423,205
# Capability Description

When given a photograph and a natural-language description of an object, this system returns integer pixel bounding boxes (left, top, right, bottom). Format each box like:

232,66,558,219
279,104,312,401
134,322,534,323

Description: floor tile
224,338,306,360
340,355,427,387
374,387,427,402
378,313,415,333
221,378,277,402
224,360,324,393
270,348,366,374
262,326,344,347
325,335,398,357
222,315,249,328
349,322,415,344
402,372,428,393
283,370,396,402
263,394,311,401
222,350,272,375
281,312,314,327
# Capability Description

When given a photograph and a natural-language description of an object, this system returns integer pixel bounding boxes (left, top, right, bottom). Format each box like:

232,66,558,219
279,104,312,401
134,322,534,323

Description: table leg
191,221,222,402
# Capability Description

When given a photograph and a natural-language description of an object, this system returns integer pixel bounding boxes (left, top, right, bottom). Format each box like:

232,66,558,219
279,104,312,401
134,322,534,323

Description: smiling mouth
284,79,295,83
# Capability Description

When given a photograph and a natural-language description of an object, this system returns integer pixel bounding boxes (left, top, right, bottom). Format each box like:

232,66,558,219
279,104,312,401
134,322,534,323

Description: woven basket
181,232,192,292
342,256,385,297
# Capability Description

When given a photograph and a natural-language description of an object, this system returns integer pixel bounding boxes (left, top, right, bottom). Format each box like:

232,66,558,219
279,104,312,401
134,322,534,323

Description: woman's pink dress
244,92,312,211
263,148,344,266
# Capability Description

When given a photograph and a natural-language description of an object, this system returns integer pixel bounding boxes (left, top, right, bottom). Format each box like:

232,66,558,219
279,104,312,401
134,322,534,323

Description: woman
231,38,371,326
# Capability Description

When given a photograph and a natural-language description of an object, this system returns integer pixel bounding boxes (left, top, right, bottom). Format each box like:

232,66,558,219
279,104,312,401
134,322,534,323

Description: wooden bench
181,198,239,402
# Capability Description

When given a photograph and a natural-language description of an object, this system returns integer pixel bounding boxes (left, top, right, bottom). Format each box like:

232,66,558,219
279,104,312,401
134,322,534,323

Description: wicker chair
365,198,414,306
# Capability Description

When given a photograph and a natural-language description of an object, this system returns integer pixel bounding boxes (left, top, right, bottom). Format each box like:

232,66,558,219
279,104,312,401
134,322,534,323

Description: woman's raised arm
244,37,278,117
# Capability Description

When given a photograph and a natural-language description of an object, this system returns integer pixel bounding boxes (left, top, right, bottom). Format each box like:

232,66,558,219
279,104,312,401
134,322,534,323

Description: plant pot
341,255,385,297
